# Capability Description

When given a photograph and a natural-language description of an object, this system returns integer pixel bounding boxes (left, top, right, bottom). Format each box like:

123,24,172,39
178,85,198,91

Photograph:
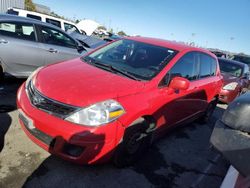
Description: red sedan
17,37,222,166
218,58,250,103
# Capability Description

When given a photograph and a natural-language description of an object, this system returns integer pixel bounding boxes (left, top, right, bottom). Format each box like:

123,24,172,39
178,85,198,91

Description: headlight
25,67,43,88
65,99,125,126
223,82,238,90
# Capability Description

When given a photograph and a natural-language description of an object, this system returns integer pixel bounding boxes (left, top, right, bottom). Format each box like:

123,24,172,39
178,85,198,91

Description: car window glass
64,22,79,33
0,22,36,41
41,26,76,48
218,59,243,77
210,58,217,76
6,9,19,15
168,52,198,83
46,18,61,28
83,39,177,80
27,14,41,21
200,53,215,78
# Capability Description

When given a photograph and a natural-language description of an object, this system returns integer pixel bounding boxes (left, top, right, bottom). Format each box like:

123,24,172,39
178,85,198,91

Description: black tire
113,119,152,167
199,98,218,124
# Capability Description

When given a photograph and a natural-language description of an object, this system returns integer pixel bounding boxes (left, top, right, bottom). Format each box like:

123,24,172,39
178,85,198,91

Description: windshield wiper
83,57,141,81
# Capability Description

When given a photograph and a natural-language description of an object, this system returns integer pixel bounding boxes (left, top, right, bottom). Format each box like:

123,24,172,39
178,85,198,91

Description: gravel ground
0,77,229,188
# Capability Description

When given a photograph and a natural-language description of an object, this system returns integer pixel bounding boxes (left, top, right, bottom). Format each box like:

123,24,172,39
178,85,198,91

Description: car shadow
23,105,227,188
0,113,12,152
0,77,25,152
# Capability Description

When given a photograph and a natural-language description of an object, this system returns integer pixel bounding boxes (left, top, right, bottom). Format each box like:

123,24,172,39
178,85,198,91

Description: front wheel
113,121,152,167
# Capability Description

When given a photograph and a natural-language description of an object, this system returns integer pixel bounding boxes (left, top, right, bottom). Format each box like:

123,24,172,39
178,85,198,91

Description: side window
64,23,80,33
211,58,217,76
0,22,36,41
7,9,19,15
199,53,217,78
41,26,76,48
27,14,41,21
160,52,198,86
46,18,61,28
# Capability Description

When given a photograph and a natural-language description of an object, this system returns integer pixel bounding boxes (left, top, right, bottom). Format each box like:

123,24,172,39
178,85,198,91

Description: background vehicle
7,7,82,34
69,31,107,50
0,14,86,79
218,58,249,103
76,19,100,36
211,92,250,188
17,37,222,166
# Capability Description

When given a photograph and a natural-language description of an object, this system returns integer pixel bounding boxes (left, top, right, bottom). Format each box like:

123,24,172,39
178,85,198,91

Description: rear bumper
17,83,125,164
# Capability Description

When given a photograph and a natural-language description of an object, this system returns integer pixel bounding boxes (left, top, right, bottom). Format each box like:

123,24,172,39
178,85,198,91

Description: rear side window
46,18,61,28
27,14,41,21
169,52,198,81
0,22,36,41
41,26,76,48
199,53,217,78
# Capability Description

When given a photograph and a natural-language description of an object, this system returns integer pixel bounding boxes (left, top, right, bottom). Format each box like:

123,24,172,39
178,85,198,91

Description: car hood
221,72,240,86
34,58,145,107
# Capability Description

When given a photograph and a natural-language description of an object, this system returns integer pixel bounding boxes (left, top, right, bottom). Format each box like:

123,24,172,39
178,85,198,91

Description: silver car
0,14,87,80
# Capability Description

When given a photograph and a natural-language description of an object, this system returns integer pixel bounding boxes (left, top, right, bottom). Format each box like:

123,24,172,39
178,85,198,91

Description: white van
6,7,82,34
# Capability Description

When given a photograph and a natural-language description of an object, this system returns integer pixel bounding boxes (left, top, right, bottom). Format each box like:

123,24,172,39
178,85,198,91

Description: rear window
46,18,61,28
27,14,41,21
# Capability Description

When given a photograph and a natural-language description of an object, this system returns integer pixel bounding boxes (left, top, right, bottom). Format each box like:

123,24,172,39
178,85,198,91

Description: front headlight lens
65,100,125,126
25,67,43,88
223,82,238,90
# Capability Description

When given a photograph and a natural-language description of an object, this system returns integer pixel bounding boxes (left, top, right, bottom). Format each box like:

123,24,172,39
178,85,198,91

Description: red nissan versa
17,37,222,166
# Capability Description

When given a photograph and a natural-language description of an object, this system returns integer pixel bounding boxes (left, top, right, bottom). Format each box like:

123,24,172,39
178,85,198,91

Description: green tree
117,31,126,36
25,0,36,11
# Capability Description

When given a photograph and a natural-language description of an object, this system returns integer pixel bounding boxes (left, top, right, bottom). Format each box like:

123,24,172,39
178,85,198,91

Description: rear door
196,52,220,103
0,21,44,77
37,25,82,65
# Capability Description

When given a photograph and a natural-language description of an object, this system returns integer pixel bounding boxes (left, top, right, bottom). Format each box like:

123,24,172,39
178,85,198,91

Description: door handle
47,48,58,53
0,39,8,44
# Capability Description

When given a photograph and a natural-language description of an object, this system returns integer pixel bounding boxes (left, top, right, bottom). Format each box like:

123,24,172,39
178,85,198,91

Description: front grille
26,81,79,118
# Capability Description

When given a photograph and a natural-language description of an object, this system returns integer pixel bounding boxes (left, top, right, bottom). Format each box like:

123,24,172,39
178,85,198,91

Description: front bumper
17,83,125,164
219,89,238,103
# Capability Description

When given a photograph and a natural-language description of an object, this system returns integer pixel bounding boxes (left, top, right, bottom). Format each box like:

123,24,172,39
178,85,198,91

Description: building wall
0,0,24,13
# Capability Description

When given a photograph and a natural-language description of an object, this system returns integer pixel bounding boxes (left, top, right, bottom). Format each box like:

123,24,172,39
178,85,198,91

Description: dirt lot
0,77,229,188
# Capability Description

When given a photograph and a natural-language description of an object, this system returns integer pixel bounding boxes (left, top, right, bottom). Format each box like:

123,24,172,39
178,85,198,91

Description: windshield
81,39,177,80
218,59,243,77
233,55,250,66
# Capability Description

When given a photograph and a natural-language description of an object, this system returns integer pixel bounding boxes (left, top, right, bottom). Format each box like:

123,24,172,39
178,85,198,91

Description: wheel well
128,115,157,133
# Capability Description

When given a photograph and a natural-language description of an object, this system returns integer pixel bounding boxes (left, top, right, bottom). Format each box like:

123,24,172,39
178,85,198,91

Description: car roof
125,36,214,54
0,14,62,30
218,57,246,67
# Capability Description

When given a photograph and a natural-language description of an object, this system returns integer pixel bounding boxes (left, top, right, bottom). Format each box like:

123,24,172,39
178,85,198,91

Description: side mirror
169,77,190,91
